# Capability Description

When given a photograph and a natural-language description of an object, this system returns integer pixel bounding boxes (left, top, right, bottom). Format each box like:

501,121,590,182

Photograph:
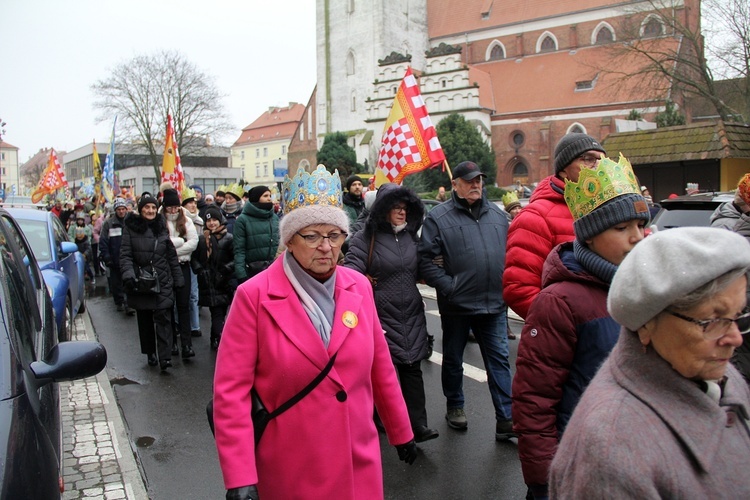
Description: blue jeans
189,267,200,331
440,311,512,421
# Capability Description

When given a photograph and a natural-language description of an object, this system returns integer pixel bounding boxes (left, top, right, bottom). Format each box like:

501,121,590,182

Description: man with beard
343,175,365,228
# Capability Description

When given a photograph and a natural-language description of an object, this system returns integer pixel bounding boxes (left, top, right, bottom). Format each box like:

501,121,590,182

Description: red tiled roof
233,103,305,147
474,41,677,118
428,0,625,39
0,141,18,149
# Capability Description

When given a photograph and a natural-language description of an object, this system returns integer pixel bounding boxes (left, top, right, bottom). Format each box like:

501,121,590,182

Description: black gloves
226,485,259,500
395,439,418,465
124,278,136,292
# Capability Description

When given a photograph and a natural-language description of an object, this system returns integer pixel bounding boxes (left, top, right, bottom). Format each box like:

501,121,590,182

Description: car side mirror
60,241,78,254
30,341,107,387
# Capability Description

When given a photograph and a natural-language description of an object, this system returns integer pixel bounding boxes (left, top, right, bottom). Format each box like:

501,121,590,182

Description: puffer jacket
418,191,508,315
503,175,575,319
99,214,126,269
233,201,280,281
192,226,236,307
120,213,184,311
512,242,619,489
162,206,199,264
343,184,428,365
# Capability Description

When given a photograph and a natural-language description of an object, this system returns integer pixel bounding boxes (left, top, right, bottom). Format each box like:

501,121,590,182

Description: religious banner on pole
375,67,446,186
160,114,185,192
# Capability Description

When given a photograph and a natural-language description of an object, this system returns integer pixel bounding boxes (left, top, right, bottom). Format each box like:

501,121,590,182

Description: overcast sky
0,0,317,161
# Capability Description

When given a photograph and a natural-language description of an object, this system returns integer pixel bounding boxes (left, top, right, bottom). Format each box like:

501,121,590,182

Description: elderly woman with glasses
550,226,750,498
212,166,416,500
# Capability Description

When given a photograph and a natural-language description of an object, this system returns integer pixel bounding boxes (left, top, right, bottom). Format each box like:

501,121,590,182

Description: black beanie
204,206,225,224
138,194,158,213
247,185,270,203
574,193,651,242
346,175,363,191
553,133,606,174
162,188,181,208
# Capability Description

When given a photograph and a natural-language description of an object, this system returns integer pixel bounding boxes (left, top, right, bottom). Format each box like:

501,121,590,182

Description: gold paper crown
181,186,196,202
225,183,245,200
282,164,343,215
564,153,640,220
502,192,519,207
217,184,228,193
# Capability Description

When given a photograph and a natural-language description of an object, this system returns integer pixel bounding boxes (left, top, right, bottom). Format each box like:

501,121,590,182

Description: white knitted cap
608,227,750,331
279,204,350,246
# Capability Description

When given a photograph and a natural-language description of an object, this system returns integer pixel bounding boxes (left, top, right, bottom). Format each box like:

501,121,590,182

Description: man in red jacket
503,133,605,319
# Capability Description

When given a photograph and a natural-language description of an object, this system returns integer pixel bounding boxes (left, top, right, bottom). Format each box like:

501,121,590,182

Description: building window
347,0,354,14
441,79,447,88
255,164,260,177
487,42,505,61
642,16,663,38
392,86,398,95
0,153,4,160
263,147,268,157
539,34,557,53
594,25,614,45
240,150,245,160
255,149,260,158
567,123,586,134
346,51,355,76
351,92,356,112
282,145,287,155
264,164,268,176
512,132,525,147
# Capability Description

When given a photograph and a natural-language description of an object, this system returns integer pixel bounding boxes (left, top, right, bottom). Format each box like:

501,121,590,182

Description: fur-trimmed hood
124,212,168,235
364,183,424,236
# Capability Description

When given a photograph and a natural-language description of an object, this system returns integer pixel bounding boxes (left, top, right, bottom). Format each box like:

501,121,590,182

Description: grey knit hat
574,193,651,242
554,133,606,174
608,227,750,331
279,205,350,246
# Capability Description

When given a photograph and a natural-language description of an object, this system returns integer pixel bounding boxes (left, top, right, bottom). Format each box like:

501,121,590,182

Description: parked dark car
650,192,734,231
0,208,107,498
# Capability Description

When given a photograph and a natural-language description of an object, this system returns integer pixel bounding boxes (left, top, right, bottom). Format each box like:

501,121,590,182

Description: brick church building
288,0,701,187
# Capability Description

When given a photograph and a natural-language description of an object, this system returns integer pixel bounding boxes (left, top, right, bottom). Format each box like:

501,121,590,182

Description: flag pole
444,160,453,181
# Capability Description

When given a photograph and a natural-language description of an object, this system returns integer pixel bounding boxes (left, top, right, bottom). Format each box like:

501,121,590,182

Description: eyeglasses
577,155,601,167
295,231,347,248
164,206,180,213
667,310,750,340
391,205,407,212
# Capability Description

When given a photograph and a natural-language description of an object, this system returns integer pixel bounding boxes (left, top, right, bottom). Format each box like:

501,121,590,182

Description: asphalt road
88,279,527,499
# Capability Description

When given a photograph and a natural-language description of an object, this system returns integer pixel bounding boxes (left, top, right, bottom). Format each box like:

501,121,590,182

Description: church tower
316,0,429,166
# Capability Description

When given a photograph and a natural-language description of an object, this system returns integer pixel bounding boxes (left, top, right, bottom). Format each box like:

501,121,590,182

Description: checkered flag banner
31,148,69,203
375,67,445,186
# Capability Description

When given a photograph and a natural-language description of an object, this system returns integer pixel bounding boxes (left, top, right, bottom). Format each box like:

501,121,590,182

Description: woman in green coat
233,186,280,283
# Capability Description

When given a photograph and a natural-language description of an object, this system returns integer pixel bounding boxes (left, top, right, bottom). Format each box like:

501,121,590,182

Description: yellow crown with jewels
502,192,519,207
282,164,343,215
225,183,245,200
564,154,640,220
180,186,196,202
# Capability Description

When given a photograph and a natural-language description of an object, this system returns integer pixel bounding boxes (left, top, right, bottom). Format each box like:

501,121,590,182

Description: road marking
427,351,488,383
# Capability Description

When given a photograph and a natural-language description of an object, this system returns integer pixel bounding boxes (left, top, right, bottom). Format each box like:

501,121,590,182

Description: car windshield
14,219,52,262
653,208,715,230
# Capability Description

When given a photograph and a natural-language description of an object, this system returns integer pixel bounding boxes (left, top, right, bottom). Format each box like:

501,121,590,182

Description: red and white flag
31,149,69,203
375,67,445,186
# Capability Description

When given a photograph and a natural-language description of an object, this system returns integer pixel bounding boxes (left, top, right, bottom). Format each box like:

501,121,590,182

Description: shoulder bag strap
366,232,375,273
258,352,338,420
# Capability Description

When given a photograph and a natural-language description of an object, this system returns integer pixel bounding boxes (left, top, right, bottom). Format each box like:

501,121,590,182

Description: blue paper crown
282,164,343,215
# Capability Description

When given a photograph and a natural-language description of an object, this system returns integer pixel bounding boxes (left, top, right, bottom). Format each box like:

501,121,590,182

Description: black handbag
207,353,337,444
244,221,275,278
135,240,160,294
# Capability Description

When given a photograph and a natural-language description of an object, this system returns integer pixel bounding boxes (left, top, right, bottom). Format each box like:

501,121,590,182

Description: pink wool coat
213,255,413,499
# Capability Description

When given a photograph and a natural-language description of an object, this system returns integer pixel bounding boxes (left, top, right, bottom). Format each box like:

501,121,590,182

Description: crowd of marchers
47,141,750,499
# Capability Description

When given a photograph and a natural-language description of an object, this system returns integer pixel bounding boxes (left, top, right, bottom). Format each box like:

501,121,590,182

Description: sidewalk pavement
60,311,149,500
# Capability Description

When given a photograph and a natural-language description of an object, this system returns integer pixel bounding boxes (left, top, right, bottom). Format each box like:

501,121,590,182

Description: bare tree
91,50,234,179
595,0,748,123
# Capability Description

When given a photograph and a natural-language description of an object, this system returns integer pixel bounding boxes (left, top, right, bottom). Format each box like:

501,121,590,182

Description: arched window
512,162,529,186
537,32,558,53
593,22,615,45
346,51,355,76
486,41,506,61
351,92,356,112
567,123,586,134
642,16,663,38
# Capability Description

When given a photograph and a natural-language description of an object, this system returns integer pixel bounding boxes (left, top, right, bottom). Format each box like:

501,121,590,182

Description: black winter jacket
192,227,236,307
99,214,126,269
120,213,184,311
418,191,509,314
344,184,429,365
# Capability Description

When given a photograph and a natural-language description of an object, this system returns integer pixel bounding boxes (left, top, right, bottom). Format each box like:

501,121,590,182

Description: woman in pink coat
213,166,416,500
